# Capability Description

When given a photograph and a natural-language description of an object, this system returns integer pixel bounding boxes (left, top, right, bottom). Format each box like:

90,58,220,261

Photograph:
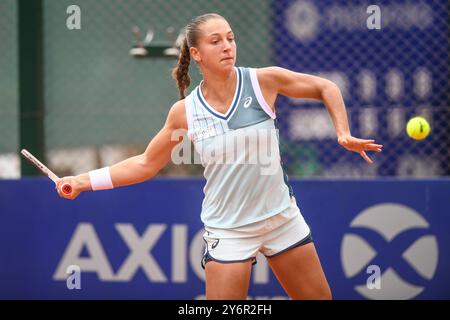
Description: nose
223,39,232,51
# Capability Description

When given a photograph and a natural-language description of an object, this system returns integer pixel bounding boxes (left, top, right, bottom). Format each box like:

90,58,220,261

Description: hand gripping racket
20,149,72,195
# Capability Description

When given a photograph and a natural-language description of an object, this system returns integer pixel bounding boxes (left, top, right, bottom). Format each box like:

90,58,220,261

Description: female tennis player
56,13,382,300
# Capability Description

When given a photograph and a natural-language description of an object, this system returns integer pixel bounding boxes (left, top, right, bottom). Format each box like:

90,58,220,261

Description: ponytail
171,38,191,99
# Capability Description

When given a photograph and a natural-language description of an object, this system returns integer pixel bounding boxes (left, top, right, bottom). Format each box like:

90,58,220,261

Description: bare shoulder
255,66,288,87
166,99,188,130
256,66,287,80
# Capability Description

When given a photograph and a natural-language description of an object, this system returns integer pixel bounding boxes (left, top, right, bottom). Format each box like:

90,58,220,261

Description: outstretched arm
56,100,187,199
256,67,383,163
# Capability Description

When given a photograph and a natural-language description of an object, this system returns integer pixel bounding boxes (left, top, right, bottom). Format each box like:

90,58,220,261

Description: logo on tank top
243,97,253,108
193,126,216,141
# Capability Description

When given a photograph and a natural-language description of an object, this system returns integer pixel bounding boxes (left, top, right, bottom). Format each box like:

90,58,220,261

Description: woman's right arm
56,100,187,199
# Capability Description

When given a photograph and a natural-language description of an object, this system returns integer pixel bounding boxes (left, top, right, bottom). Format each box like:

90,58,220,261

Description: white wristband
88,167,114,191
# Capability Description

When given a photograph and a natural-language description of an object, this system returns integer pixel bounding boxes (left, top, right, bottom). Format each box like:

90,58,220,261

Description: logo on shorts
211,239,220,249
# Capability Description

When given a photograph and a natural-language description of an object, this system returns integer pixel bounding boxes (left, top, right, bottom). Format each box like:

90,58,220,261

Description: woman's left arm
257,67,383,163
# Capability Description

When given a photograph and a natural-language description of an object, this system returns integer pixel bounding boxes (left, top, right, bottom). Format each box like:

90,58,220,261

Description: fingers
346,137,375,144
55,177,76,200
360,151,373,164
57,184,70,199
340,137,381,148
359,139,375,143
55,184,63,197
340,136,382,163
55,179,63,196
365,143,383,152
366,143,383,148
351,137,383,152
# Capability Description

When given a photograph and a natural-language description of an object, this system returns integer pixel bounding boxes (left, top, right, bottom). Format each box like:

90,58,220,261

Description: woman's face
190,18,237,74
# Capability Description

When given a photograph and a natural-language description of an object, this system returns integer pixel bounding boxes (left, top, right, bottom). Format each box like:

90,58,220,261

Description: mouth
221,57,234,61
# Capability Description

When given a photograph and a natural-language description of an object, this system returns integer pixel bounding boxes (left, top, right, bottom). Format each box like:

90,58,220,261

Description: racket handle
61,183,72,195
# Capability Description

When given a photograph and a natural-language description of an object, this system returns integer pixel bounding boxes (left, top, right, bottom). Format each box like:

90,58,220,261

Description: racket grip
61,183,72,195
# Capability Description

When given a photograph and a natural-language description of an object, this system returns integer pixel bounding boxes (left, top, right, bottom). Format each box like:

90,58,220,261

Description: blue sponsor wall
0,178,449,299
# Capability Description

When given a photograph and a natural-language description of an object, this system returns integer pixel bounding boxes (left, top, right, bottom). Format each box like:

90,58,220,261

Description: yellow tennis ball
406,116,430,141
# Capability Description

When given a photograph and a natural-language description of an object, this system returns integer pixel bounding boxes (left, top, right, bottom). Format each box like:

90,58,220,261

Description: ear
190,47,201,63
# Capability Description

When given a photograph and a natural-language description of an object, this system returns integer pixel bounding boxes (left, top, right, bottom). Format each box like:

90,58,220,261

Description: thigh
205,260,253,300
267,242,332,300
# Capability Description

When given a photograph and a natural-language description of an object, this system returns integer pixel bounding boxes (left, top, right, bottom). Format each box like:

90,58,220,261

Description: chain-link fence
274,0,450,177
0,0,19,178
0,0,449,178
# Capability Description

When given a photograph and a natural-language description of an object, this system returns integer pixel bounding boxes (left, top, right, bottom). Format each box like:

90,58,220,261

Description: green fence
1,0,449,178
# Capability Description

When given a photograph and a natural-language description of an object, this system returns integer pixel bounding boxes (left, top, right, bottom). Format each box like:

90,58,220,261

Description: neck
201,67,236,101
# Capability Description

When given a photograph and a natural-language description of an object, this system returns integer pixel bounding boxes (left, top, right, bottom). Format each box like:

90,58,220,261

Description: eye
211,39,219,45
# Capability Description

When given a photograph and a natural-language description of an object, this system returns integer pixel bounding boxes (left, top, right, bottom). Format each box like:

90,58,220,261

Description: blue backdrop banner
1,178,449,299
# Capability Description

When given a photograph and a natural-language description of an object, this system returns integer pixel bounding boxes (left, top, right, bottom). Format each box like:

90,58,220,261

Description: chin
219,61,235,71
